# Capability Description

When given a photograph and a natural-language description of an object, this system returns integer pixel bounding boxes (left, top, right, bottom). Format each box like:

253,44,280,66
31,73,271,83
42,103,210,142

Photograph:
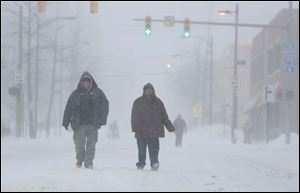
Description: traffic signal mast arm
133,18,286,30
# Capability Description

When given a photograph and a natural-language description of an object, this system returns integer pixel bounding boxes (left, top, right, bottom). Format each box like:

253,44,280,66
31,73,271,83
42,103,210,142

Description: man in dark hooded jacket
63,71,109,169
131,83,175,171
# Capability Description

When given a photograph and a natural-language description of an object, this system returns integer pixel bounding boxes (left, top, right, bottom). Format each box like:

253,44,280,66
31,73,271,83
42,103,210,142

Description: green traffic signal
145,29,152,36
184,31,190,38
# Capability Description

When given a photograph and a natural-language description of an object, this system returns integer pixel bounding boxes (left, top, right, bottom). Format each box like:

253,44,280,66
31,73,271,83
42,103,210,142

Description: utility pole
209,36,213,125
34,12,40,138
27,2,35,139
16,5,24,138
232,4,239,144
196,47,201,127
201,38,209,126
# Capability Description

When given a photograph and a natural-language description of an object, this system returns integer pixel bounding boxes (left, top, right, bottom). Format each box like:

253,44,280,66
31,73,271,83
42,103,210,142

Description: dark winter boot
85,164,93,169
151,163,159,171
136,162,145,170
76,161,83,168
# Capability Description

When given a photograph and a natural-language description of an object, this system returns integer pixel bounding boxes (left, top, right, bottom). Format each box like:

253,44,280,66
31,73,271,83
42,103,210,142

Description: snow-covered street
1,125,299,192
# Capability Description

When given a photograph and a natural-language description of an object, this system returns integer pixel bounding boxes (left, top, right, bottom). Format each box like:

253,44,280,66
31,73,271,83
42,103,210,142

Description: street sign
284,56,296,66
15,70,23,84
284,55,296,73
264,85,276,103
283,43,296,54
192,103,202,118
237,60,246,65
286,66,294,73
283,42,296,74
231,80,239,89
164,16,175,27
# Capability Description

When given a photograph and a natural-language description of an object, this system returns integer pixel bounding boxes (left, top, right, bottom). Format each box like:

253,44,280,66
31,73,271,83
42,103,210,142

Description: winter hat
143,83,154,92
80,73,93,90
81,75,92,82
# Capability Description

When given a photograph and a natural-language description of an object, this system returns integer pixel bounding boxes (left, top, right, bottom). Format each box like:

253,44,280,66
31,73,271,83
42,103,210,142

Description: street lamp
166,64,172,69
218,10,232,16
218,4,239,144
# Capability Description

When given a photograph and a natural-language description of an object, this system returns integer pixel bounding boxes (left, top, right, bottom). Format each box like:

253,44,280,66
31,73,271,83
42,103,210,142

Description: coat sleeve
97,89,109,128
62,92,74,127
161,102,175,132
131,100,140,132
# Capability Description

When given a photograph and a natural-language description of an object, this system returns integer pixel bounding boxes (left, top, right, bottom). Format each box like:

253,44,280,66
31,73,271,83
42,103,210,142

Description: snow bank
269,133,299,145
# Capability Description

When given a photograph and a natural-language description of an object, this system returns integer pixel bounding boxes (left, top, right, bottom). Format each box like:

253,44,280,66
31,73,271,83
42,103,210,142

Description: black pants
136,138,159,167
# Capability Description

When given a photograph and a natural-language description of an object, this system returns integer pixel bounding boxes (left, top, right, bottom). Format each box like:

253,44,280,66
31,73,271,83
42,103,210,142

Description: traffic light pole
209,36,213,125
232,4,239,144
133,18,285,30
27,2,35,139
16,5,24,138
34,12,40,138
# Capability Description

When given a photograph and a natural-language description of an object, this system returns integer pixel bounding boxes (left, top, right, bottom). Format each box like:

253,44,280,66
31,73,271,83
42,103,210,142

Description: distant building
245,9,299,141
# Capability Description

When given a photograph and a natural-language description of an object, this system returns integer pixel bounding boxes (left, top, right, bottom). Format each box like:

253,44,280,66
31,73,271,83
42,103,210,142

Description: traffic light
38,1,46,13
90,1,99,14
145,16,152,36
183,17,191,38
